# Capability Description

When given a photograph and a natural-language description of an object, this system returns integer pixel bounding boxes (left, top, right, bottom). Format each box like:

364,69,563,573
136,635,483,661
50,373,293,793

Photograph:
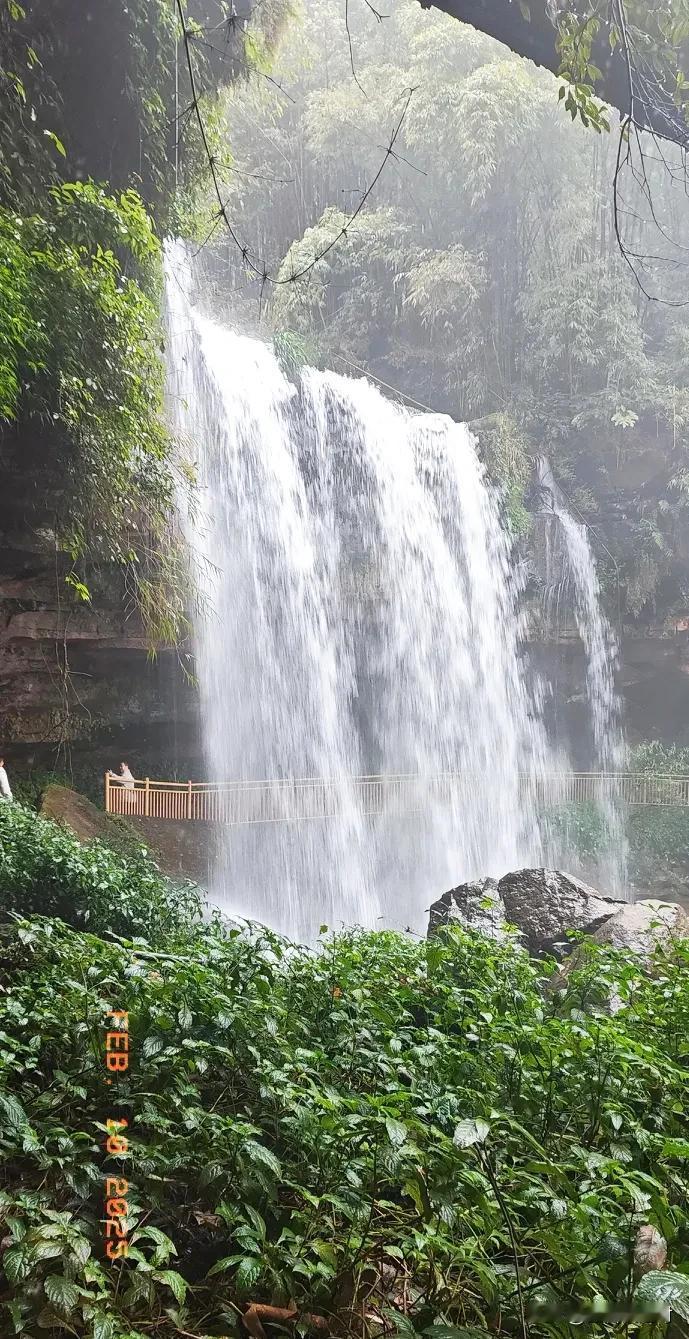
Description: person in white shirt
107,765,137,814
0,757,12,800
108,762,135,790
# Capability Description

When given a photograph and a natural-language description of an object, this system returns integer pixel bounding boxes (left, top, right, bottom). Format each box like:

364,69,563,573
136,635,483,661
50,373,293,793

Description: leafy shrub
1,889,689,1336
0,182,184,637
628,807,689,866
623,739,689,872
0,803,202,944
273,329,321,379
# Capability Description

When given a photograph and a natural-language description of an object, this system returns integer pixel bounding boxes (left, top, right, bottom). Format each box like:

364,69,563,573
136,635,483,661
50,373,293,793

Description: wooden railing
104,771,689,825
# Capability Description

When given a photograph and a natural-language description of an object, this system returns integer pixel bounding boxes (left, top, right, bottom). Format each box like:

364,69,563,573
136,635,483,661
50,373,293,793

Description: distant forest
192,0,689,628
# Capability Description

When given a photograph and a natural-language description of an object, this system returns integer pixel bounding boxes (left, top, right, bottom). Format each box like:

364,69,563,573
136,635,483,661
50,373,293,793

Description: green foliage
0,803,202,943
554,0,689,137
273,329,321,379
473,413,533,535
0,0,290,647
0,0,58,208
0,0,274,225
631,741,689,776
546,799,609,862
2,813,689,1334
547,746,689,877
545,777,689,875
0,182,161,426
555,13,610,132
0,180,194,643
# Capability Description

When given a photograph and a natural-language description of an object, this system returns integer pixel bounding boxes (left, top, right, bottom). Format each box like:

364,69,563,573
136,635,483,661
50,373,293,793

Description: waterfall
536,458,628,894
164,246,623,939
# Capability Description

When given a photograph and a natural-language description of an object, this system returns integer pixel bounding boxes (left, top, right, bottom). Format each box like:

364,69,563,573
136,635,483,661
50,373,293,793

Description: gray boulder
555,899,689,971
428,867,624,955
427,877,510,942
428,869,689,962
549,899,689,1008
589,898,689,952
498,868,623,956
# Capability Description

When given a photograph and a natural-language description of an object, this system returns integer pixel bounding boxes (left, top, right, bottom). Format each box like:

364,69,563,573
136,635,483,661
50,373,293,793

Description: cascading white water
164,246,622,938
536,459,628,894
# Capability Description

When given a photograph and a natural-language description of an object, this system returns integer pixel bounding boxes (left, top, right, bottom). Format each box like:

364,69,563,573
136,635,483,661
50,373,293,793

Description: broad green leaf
3,1246,30,1283
453,1118,491,1148
0,1092,27,1130
635,1271,689,1321
30,1239,63,1262
385,1116,408,1147
92,1316,116,1339
245,1141,281,1177
156,1269,187,1304
142,1034,166,1060
236,1256,262,1291
43,1276,79,1315
43,129,66,157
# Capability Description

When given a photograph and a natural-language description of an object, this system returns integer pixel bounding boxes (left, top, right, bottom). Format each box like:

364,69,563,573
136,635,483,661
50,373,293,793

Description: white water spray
536,459,628,894
165,246,624,937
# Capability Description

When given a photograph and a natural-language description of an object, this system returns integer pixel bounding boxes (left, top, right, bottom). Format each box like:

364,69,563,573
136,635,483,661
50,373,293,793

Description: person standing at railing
107,762,136,812
0,756,13,801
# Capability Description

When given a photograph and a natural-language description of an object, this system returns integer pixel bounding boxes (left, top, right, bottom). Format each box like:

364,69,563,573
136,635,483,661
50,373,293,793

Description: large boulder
428,867,623,954
555,899,689,970
498,868,623,956
427,877,509,942
549,899,689,1008
588,898,689,952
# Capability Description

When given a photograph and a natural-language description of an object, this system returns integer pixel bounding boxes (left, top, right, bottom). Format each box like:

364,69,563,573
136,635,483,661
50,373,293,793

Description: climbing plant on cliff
0,181,189,640
0,0,291,647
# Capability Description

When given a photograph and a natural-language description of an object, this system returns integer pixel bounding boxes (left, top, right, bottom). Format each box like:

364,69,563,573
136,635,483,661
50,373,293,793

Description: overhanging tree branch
419,0,689,147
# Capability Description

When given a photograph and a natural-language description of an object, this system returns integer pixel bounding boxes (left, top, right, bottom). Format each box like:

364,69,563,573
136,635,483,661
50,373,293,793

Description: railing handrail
106,770,689,791
104,770,689,824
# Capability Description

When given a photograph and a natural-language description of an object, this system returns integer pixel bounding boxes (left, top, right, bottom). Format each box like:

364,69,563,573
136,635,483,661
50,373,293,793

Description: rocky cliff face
0,514,201,786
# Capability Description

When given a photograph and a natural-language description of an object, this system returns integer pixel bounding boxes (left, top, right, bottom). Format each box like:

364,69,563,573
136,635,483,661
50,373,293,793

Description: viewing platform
104,771,689,825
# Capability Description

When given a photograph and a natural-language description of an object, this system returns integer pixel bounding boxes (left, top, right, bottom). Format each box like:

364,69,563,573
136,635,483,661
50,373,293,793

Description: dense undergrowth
0,802,201,942
1,806,689,1336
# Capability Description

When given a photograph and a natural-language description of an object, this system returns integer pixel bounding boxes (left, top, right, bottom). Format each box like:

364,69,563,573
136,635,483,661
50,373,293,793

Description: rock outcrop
428,868,689,972
583,898,689,954
0,470,200,779
429,867,622,954
40,783,137,849
550,900,689,998
427,877,509,941
498,868,622,956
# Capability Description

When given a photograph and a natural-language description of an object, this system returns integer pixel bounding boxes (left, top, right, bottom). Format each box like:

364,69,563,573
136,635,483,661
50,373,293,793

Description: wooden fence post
104,770,110,813
187,780,193,820
144,777,150,817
